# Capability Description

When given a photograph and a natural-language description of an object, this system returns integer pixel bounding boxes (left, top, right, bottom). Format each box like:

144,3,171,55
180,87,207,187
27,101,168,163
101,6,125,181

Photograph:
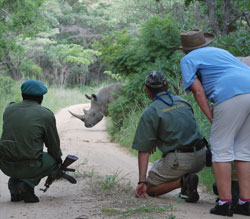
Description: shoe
17,182,39,203
210,202,233,216
11,194,23,202
180,173,199,203
213,181,239,206
234,202,250,216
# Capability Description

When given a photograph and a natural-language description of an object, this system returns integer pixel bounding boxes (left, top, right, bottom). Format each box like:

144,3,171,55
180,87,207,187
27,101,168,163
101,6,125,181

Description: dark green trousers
0,152,57,194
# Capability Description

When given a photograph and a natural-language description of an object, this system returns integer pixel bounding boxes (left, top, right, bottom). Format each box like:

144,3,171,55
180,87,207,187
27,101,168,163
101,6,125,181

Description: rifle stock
40,154,79,192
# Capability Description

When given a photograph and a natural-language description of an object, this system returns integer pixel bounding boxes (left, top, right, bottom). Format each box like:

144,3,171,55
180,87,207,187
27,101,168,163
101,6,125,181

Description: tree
0,0,45,80
185,0,250,36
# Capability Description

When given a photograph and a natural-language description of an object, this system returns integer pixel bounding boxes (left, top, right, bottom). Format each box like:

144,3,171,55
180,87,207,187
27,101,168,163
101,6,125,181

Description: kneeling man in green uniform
0,80,62,203
133,71,206,202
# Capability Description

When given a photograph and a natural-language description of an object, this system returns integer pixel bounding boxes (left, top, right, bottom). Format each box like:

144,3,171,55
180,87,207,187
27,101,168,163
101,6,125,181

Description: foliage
184,0,250,36
0,76,20,133
97,15,180,76
0,0,45,51
108,73,149,131
213,30,250,57
101,15,183,130
0,0,51,81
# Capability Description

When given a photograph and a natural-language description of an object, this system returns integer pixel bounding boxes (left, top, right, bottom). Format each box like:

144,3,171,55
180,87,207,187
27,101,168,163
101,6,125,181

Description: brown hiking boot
180,173,199,203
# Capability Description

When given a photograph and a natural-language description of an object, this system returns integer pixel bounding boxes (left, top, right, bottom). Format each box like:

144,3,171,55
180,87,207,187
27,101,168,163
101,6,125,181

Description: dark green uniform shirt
132,92,203,153
0,100,62,162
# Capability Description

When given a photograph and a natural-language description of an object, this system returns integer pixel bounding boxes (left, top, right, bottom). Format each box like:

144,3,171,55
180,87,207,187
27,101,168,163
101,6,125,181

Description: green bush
97,15,181,77
103,15,184,131
0,76,20,133
214,30,250,57
108,72,149,132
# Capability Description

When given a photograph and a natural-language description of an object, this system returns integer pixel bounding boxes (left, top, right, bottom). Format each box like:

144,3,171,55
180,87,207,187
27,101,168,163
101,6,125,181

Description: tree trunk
195,2,201,26
204,0,220,35
222,0,231,36
60,66,67,86
3,50,21,80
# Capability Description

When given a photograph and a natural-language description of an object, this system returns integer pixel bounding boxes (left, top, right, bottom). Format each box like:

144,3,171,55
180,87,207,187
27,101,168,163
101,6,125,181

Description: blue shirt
180,46,250,105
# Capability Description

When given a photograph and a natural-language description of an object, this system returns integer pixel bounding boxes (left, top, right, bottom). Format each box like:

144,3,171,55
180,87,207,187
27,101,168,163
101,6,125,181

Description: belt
168,140,205,153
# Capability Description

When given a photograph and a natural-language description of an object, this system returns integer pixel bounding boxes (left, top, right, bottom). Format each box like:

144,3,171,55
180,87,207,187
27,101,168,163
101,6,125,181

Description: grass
102,205,175,218
86,169,176,218
71,159,96,179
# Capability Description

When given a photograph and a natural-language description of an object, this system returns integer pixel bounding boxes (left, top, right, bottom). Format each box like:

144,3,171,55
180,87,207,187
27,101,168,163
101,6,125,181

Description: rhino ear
91,94,97,100
85,94,92,100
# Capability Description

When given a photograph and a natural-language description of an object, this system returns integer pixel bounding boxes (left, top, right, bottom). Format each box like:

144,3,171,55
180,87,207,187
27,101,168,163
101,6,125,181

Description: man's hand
135,183,147,198
56,157,62,165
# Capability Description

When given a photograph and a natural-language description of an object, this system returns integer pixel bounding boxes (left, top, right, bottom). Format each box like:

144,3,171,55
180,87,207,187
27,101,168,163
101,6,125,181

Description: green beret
21,80,48,96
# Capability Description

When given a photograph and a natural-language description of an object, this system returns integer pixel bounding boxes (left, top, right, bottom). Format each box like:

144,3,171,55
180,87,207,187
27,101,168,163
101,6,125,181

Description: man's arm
136,151,150,198
189,78,213,123
44,114,62,162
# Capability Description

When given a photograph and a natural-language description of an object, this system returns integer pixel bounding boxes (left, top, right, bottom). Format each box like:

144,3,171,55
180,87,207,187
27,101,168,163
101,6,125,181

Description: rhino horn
68,110,85,122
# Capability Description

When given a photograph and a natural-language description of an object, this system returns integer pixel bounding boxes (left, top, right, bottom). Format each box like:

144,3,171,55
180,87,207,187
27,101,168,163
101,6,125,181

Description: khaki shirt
0,100,62,161
132,92,203,154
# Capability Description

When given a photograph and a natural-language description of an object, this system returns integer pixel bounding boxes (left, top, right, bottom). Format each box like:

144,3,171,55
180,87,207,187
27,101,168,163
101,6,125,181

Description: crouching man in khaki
132,71,206,202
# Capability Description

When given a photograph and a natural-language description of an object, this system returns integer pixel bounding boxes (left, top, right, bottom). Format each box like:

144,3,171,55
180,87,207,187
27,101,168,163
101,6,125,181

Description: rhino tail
68,110,85,122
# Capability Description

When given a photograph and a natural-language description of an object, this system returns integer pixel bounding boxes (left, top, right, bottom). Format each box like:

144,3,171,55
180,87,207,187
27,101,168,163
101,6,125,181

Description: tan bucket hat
179,29,216,51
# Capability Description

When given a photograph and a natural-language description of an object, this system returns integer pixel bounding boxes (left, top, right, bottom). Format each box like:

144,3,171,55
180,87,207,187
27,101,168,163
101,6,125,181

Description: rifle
40,154,79,192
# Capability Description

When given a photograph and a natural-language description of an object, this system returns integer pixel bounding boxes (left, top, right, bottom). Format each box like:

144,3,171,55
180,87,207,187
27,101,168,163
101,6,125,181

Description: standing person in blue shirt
179,29,250,216
133,71,206,203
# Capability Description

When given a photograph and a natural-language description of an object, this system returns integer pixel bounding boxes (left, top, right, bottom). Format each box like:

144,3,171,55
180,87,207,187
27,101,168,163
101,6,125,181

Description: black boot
210,202,233,216
11,194,23,202
180,173,199,203
234,202,250,216
17,182,39,203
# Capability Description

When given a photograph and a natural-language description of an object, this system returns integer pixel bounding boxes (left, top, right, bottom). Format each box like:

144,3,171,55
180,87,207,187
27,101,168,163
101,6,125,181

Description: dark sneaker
213,181,239,206
234,202,250,216
17,182,39,203
210,202,233,217
11,194,23,202
180,173,199,203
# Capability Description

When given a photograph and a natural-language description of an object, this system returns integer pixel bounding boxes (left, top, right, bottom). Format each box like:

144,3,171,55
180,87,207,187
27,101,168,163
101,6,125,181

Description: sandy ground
0,104,246,219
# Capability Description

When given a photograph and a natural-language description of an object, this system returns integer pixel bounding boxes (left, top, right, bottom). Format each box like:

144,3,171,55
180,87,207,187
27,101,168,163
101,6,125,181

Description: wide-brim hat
178,29,216,51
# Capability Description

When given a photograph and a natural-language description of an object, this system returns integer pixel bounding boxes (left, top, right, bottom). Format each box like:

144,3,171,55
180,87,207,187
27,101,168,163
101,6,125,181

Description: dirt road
0,104,245,218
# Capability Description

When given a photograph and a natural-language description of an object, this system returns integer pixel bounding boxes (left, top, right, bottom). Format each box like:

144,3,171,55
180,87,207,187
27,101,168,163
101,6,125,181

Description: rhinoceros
69,84,123,128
